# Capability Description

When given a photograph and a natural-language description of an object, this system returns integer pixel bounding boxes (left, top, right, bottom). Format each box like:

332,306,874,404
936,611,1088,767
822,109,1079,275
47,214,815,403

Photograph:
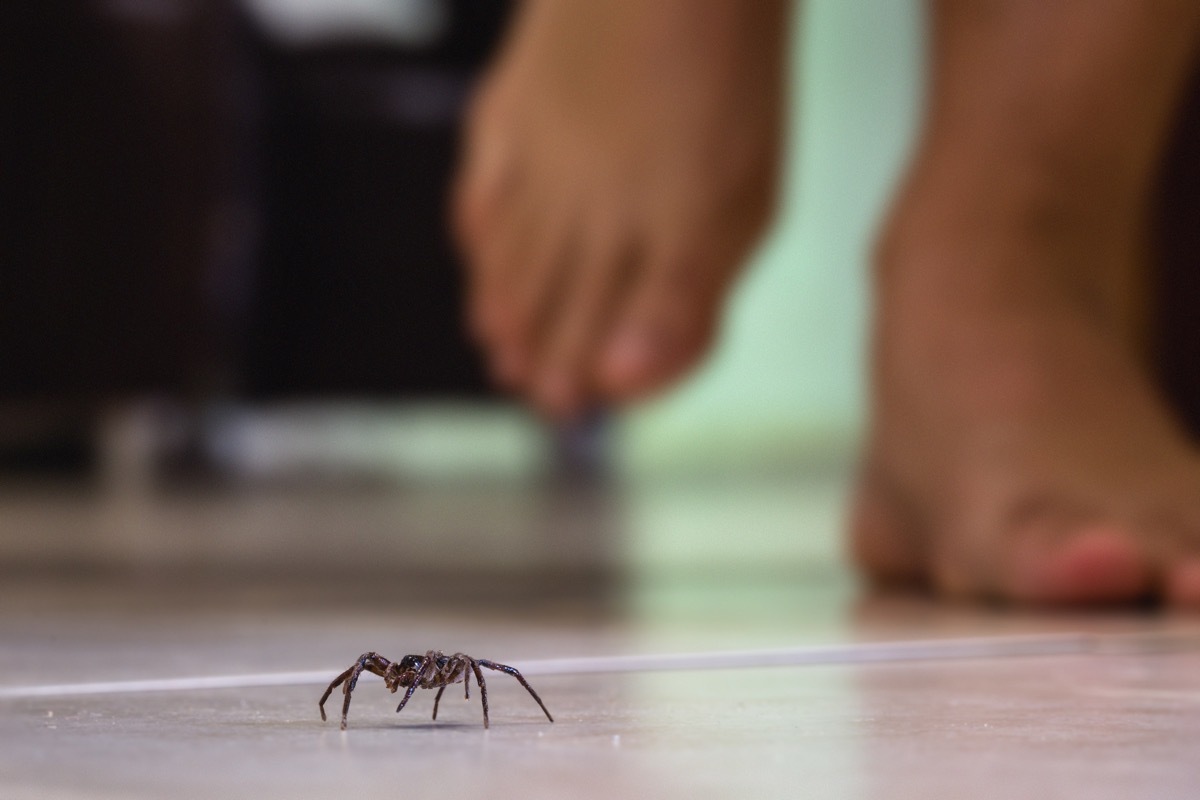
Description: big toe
1000,524,1152,606
596,321,711,402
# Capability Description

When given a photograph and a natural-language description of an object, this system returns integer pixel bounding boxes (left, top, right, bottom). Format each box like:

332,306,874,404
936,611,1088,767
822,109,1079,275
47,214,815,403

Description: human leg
852,0,1200,605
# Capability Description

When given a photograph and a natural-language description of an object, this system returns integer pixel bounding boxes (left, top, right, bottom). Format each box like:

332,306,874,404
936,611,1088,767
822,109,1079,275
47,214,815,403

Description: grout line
1,631,1196,701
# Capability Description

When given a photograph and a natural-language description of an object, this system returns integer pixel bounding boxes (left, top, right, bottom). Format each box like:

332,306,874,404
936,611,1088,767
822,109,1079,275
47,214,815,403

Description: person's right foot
453,0,788,418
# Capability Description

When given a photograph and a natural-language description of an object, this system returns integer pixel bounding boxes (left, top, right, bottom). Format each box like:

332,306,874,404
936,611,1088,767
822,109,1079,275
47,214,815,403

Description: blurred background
0,0,922,614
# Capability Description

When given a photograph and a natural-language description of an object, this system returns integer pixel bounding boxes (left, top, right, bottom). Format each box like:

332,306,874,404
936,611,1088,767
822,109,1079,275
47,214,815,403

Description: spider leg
395,657,429,715
319,665,355,723
477,659,554,723
469,660,490,729
340,674,360,729
394,679,421,715
326,652,390,731
445,653,471,702
431,686,446,721
340,662,367,730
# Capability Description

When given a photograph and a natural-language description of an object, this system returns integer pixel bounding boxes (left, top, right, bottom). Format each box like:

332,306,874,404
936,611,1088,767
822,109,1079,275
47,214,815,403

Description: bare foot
851,0,1200,606
453,0,787,417
852,219,1200,605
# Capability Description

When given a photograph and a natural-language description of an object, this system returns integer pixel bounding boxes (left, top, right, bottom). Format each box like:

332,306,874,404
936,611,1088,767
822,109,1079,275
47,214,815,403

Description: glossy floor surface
3,476,1200,800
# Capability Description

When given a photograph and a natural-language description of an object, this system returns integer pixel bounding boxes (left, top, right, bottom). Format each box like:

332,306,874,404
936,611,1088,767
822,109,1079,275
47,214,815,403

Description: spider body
319,650,554,730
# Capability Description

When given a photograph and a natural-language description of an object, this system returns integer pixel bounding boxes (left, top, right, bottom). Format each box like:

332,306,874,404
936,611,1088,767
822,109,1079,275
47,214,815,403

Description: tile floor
2,478,1200,799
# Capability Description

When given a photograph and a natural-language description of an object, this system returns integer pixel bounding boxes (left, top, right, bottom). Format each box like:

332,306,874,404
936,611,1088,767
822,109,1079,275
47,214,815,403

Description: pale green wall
618,0,925,475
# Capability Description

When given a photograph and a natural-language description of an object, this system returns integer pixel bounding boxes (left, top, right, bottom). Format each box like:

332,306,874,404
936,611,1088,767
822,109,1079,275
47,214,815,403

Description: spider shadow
333,720,483,732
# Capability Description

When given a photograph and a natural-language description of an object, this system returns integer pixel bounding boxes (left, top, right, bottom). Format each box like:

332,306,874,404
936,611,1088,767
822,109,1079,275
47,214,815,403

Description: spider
319,650,554,730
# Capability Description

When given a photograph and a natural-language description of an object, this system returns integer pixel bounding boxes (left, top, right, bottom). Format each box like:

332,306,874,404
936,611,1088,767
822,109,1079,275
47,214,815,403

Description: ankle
875,169,1145,333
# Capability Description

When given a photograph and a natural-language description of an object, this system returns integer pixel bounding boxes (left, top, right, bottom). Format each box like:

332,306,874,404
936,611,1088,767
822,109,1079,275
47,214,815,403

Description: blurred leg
852,0,1200,604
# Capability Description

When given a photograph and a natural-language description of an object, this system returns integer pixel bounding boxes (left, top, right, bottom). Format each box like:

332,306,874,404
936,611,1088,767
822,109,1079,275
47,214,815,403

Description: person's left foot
850,195,1200,606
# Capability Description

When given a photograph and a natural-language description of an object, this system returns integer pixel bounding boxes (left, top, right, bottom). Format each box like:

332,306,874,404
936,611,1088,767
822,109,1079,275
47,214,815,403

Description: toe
848,468,927,587
531,220,630,418
596,244,724,401
465,187,533,347
495,208,577,390
1001,525,1151,606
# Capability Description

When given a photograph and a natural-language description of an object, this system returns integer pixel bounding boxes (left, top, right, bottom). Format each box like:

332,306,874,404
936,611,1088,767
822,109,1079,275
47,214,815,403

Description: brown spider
319,650,554,730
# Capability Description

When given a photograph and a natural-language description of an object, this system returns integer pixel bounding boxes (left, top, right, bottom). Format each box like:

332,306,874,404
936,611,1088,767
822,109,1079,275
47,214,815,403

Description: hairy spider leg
432,658,473,721
477,659,555,723
318,665,355,723
395,656,430,715
431,686,447,720
383,660,403,693
319,652,392,729
468,660,490,728
440,653,467,696
341,652,389,731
